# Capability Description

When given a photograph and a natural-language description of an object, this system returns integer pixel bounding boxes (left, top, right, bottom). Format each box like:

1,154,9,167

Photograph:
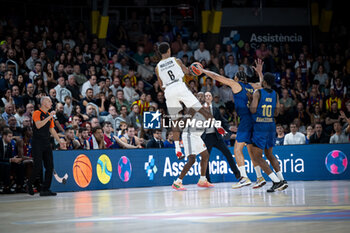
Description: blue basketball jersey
233,82,254,117
252,88,277,124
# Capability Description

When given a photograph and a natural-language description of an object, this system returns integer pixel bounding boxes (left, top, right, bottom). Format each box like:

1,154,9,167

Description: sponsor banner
51,144,350,192
221,26,310,50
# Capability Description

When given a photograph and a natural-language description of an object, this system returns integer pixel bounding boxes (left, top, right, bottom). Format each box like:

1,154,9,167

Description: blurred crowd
0,11,350,192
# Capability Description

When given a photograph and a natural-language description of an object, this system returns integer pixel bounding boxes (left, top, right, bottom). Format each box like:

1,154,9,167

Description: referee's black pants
203,133,241,182
29,141,53,191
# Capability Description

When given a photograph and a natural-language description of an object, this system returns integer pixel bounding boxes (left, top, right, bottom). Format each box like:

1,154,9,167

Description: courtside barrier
51,144,350,192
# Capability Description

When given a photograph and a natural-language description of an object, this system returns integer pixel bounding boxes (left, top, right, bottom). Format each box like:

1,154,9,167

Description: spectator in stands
102,121,137,149
22,83,37,107
12,85,24,108
1,89,14,106
164,130,175,148
64,127,80,150
137,56,154,83
312,55,330,75
146,129,164,148
280,89,295,113
82,75,99,98
78,127,90,149
224,55,239,79
132,93,149,115
309,123,329,144
0,129,24,194
8,116,21,137
333,77,347,98
115,105,128,130
2,103,14,124
123,77,139,103
283,123,306,145
66,75,82,104
325,89,342,112
29,61,43,84
293,102,310,127
105,106,119,130
305,125,314,144
329,121,349,144
109,77,123,97
25,48,38,71
115,89,130,112
325,102,342,133
127,103,142,131
275,124,285,146
54,76,72,103
294,53,310,78
120,125,142,148
194,41,210,63
88,126,110,149
49,88,58,109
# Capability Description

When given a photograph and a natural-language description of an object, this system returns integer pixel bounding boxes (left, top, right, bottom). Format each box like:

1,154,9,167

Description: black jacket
0,138,12,163
201,105,230,140
146,137,164,149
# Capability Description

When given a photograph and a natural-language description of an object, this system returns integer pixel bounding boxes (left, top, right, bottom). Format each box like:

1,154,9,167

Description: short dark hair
158,42,170,54
153,129,162,134
263,72,275,87
2,128,13,136
34,61,42,66
102,121,111,128
235,71,247,83
92,126,102,134
78,127,88,134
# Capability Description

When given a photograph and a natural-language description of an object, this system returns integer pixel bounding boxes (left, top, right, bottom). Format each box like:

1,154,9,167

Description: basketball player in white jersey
155,42,225,159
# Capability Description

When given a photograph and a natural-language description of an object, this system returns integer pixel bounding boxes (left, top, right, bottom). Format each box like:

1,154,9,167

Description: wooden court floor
0,181,349,233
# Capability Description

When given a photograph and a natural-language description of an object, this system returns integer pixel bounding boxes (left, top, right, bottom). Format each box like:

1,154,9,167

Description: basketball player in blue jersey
250,73,287,192
199,60,267,189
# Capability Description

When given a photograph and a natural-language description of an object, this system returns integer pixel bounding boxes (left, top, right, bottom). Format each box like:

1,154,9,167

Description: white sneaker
252,177,267,189
232,177,252,189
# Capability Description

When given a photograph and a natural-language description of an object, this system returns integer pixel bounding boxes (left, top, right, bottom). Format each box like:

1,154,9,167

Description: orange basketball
189,62,203,76
73,154,92,188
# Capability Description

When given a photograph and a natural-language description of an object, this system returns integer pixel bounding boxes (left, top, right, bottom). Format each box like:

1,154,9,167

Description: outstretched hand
252,58,264,74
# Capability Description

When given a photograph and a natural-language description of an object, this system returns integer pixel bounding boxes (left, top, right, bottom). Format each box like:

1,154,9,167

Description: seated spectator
96,92,109,116
120,125,142,148
90,116,100,128
81,88,98,112
329,121,349,144
2,103,14,124
87,126,111,149
132,93,150,115
81,75,99,98
283,123,306,145
333,77,346,98
224,55,239,79
49,88,59,109
2,89,15,106
64,128,81,150
274,124,285,146
66,75,82,104
293,102,310,128
0,129,25,194
78,127,90,149
325,89,342,112
310,104,325,125
200,77,219,97
164,130,175,148
146,129,164,148
280,89,295,113
102,122,137,149
325,102,342,133
122,68,137,88
305,125,314,144
194,41,210,63
123,77,139,103
63,95,73,118
22,83,37,108
109,77,123,97
105,106,119,130
307,86,323,112
137,56,154,83
55,103,68,130
127,103,142,131
8,116,21,137
309,123,329,144
115,89,130,112
72,63,87,88
275,103,292,128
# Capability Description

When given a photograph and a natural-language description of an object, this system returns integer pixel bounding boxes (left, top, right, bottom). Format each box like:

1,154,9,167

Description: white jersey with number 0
156,57,184,88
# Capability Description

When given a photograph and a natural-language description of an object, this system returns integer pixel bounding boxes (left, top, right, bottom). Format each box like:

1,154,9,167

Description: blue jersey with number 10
252,88,277,123
251,88,277,149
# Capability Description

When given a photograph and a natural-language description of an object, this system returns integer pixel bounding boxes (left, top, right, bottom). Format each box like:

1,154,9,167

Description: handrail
6,59,19,76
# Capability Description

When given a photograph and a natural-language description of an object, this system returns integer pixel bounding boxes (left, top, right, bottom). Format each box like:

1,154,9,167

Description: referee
27,97,63,196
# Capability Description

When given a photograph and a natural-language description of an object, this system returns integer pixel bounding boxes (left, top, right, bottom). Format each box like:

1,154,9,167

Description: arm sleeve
32,111,41,122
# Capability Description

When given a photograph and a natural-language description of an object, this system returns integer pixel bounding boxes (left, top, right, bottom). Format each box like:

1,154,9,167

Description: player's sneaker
172,181,186,191
217,127,227,136
176,151,185,160
278,180,288,191
197,179,214,188
232,177,252,189
267,181,284,193
252,177,267,189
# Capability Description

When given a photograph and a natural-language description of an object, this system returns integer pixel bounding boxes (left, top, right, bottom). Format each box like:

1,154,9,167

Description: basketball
118,156,132,182
73,154,92,188
325,150,348,174
96,154,112,185
189,62,203,76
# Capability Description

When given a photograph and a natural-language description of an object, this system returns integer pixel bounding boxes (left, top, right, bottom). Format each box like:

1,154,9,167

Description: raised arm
200,68,242,94
250,58,264,90
250,89,260,114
